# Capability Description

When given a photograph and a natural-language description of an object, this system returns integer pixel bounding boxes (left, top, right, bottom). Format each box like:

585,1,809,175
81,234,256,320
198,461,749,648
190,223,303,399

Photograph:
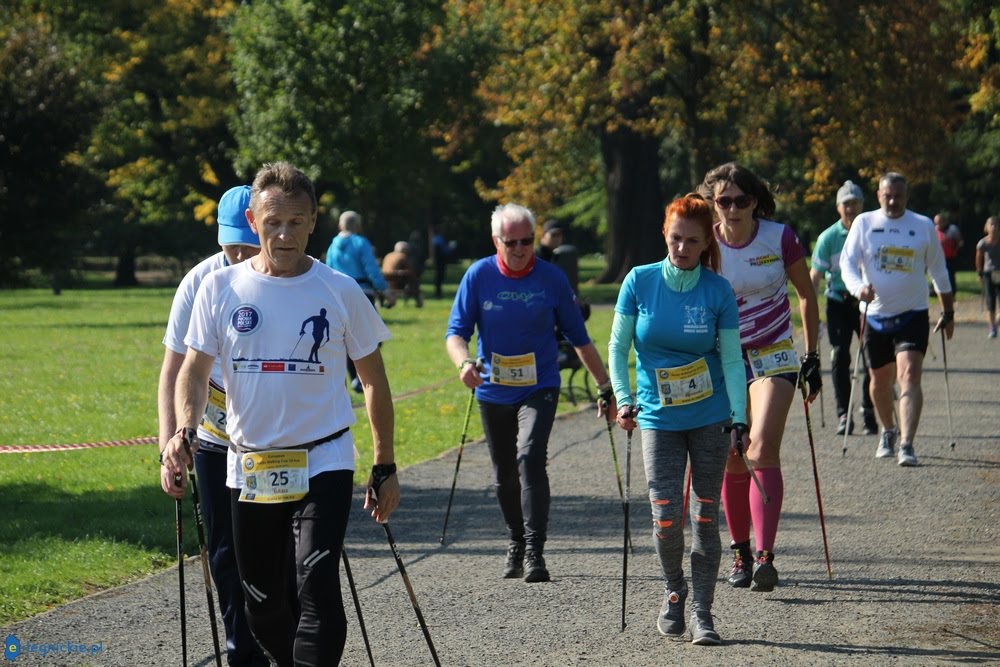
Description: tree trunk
114,247,138,287
597,127,664,283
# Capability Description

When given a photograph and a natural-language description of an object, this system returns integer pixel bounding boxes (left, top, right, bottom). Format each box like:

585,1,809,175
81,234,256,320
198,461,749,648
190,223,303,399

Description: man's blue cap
217,185,259,247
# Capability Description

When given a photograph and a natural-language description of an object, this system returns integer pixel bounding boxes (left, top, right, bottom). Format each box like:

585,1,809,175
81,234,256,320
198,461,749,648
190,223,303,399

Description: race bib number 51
490,352,538,386
239,449,309,503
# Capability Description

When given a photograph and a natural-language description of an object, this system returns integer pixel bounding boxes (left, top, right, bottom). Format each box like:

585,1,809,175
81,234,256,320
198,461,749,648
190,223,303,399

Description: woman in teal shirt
609,194,748,646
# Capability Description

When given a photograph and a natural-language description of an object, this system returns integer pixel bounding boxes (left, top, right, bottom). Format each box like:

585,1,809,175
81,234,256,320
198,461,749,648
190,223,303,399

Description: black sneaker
835,415,854,436
656,584,688,637
751,550,778,592
503,540,525,579
727,541,752,588
690,609,721,646
862,412,878,436
524,549,550,583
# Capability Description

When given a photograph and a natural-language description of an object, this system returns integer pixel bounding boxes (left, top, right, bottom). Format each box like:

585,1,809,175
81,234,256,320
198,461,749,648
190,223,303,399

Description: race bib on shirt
490,352,538,386
747,339,799,379
878,246,915,273
655,358,713,406
199,381,227,442
239,450,309,503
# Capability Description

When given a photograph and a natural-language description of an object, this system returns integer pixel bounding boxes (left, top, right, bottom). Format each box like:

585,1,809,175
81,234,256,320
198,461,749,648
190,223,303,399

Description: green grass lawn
0,256,981,624
0,262,614,624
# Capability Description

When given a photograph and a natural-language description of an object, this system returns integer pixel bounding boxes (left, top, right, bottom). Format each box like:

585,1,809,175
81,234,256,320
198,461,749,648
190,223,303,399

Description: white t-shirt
840,208,951,318
716,218,807,349
162,252,230,452
185,258,391,487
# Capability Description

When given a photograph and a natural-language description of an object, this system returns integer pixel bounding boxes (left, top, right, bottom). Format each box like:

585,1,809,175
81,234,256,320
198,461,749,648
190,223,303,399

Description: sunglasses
498,237,534,248
714,195,754,210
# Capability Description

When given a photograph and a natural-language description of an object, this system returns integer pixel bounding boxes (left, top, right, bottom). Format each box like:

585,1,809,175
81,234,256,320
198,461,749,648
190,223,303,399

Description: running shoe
875,428,897,459
897,443,919,467
751,550,778,592
989,328,997,339
727,541,752,588
689,609,722,646
503,540,525,579
835,414,854,436
862,411,879,435
523,549,550,583
656,584,688,637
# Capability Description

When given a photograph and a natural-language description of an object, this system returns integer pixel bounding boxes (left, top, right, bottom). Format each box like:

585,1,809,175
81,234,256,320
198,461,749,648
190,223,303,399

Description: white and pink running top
715,218,807,349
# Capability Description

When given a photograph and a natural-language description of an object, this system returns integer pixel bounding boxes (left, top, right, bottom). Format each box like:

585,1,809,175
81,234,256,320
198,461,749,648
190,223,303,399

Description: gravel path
4,318,999,666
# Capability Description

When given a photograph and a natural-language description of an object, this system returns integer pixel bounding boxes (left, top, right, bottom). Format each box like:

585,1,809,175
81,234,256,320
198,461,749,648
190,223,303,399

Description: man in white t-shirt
161,162,399,666
157,185,269,666
840,172,954,467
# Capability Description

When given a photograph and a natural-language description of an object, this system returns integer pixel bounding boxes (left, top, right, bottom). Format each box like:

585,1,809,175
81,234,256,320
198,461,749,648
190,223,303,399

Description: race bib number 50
239,449,309,504
747,339,799,379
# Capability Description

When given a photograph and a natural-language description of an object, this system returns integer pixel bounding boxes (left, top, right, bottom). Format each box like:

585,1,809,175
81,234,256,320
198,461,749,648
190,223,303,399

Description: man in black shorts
839,172,954,467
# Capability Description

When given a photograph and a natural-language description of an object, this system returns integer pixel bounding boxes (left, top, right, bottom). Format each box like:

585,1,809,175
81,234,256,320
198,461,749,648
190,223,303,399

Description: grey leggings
642,421,730,610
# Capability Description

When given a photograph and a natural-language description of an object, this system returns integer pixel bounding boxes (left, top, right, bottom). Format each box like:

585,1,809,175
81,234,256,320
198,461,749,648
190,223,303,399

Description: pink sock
722,470,752,544
750,467,785,553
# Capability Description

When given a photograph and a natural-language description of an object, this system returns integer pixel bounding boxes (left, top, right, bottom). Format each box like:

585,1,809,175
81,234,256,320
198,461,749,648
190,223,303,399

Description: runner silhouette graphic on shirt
299,308,330,363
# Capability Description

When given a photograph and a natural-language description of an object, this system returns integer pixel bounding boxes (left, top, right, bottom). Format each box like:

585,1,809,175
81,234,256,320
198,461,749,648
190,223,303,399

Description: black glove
798,352,822,396
598,382,614,408
729,422,750,456
370,463,397,495
934,310,954,332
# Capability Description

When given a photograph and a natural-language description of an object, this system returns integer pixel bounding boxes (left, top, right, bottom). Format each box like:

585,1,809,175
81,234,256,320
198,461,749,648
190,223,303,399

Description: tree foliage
0,10,104,287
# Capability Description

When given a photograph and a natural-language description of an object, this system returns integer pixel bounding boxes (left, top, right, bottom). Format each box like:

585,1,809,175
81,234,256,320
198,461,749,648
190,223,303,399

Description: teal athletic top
811,220,850,301
609,260,746,432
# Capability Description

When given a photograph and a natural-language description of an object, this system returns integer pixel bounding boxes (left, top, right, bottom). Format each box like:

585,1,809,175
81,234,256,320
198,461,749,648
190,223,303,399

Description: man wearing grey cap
810,180,878,436
157,185,269,666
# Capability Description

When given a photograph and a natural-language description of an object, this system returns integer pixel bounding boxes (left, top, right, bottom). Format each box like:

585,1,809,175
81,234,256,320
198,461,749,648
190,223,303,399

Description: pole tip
950,441,956,449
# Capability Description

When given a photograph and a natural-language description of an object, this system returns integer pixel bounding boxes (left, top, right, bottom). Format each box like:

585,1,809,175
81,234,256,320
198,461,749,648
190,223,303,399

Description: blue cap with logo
217,185,259,247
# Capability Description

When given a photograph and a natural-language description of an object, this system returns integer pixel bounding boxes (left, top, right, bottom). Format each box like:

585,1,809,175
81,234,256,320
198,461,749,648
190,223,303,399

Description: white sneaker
876,428,897,458
897,443,919,467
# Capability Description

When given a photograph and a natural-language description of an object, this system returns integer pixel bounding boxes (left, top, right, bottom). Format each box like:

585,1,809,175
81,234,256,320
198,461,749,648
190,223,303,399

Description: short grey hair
250,161,317,213
878,172,907,192
339,210,362,232
490,203,535,237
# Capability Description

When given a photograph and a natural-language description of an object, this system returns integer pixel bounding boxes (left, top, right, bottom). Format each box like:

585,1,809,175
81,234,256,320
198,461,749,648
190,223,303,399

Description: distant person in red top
935,213,963,296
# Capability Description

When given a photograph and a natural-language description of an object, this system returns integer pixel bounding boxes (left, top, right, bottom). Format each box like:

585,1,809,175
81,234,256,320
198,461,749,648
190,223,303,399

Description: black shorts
863,310,929,369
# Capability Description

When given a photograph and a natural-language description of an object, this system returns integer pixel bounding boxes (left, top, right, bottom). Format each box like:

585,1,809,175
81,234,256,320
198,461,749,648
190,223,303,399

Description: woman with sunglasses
445,203,613,583
697,163,821,593
610,194,748,645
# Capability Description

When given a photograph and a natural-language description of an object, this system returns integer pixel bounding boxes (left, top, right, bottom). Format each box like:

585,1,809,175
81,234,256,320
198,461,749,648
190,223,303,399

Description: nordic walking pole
817,333,826,428
184,443,223,667
289,332,306,359
603,421,633,553
371,489,441,667
842,302,868,457
800,379,834,579
620,405,640,632
680,466,691,530
174,475,188,667
723,425,769,504
342,549,375,667
440,388,476,545
939,328,956,450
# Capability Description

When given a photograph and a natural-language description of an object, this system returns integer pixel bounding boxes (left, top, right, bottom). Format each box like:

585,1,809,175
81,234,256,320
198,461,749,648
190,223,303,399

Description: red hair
663,194,722,272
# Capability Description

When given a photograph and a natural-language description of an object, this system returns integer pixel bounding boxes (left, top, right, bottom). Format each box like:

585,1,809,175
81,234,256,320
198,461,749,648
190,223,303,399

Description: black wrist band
371,463,397,493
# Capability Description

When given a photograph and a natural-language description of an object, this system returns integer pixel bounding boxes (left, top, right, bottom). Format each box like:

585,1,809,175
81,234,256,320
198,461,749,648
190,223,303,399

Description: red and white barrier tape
0,436,157,454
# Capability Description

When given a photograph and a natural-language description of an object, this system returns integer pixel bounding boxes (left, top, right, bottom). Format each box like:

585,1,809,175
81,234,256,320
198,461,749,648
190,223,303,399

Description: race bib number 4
199,381,227,441
656,358,713,406
878,246,915,273
239,449,309,504
490,352,538,386
747,339,799,379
